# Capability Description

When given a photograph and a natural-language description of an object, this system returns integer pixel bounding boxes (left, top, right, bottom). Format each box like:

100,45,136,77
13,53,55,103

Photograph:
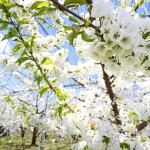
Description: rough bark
31,127,38,146
101,64,121,125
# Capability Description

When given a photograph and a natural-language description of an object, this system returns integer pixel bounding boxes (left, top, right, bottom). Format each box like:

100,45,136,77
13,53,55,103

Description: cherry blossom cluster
74,0,150,79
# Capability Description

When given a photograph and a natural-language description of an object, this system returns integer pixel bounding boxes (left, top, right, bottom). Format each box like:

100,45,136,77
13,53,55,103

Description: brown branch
72,77,85,88
51,0,85,21
134,4,139,12
50,0,100,32
65,4,78,8
18,98,35,107
65,103,75,113
78,98,85,102
29,52,75,113
101,63,121,125
137,121,148,132
111,76,117,85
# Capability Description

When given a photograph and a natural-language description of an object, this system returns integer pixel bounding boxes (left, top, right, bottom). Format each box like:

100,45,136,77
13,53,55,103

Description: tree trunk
20,126,26,150
31,127,38,146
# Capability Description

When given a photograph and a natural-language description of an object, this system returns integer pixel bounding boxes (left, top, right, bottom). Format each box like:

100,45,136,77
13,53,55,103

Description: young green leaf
139,0,144,6
64,0,87,5
12,44,22,54
51,79,59,86
58,106,63,118
0,23,8,30
42,58,54,65
141,55,148,65
2,28,17,40
63,25,72,30
35,75,43,86
42,60,54,65
10,11,19,21
72,24,81,33
7,3,16,10
32,6,54,17
81,31,95,42
16,57,29,65
67,32,75,46
29,1,50,10
0,19,9,24
39,85,49,96
0,3,5,10
120,142,130,150
142,32,150,39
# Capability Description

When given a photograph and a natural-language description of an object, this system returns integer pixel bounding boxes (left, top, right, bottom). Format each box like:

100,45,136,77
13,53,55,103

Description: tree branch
72,77,86,88
134,4,139,12
137,121,148,132
51,0,85,22
6,9,75,114
101,63,121,125
50,0,100,32
18,98,35,107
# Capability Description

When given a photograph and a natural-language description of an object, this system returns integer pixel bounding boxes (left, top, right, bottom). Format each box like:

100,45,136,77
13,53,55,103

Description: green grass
0,132,72,150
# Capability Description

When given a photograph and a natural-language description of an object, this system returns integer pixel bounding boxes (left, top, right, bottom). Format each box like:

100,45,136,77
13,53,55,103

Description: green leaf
54,88,63,96
3,96,14,103
72,24,81,33
63,25,72,30
81,31,95,42
128,111,139,124
54,88,69,101
10,11,19,21
12,44,22,54
0,3,5,10
64,0,87,5
2,28,17,40
34,75,43,86
58,106,63,118
42,58,54,65
141,55,148,65
0,19,9,30
43,60,54,65
140,136,147,142
39,85,49,96
139,0,144,6
16,57,29,65
0,19,9,23
0,23,8,30
67,32,75,46
51,79,59,86
102,136,110,145
69,16,79,23
62,108,70,116
5,0,10,4
32,6,54,17
55,100,67,118
142,32,150,39
25,62,34,69
29,1,50,10
120,142,130,150
7,3,16,10
24,118,30,125
19,18,29,24
27,35,36,42
0,0,10,4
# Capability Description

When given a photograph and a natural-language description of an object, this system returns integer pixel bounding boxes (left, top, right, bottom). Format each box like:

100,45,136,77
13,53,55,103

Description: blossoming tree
0,0,150,149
